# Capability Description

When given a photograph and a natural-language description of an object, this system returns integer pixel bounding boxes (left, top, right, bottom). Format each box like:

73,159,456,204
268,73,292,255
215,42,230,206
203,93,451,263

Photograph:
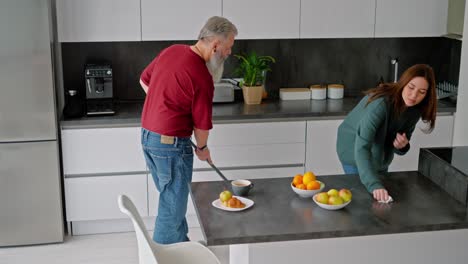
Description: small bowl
313,194,351,210
291,181,325,198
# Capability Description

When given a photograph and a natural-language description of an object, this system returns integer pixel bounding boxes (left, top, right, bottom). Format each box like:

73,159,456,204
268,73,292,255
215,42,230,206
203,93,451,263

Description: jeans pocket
152,154,173,193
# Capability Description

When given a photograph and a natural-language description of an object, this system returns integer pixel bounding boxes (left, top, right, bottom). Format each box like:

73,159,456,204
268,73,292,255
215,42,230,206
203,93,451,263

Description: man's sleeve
192,79,214,130
140,57,158,87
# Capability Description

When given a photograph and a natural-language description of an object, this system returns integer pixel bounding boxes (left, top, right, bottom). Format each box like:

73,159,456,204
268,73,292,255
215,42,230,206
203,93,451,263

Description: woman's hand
372,188,389,202
393,132,409,149
195,147,212,163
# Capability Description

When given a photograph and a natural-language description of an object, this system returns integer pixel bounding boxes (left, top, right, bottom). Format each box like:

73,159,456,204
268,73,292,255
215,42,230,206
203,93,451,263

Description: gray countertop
61,98,456,129
419,147,468,205
424,147,468,176
190,172,468,246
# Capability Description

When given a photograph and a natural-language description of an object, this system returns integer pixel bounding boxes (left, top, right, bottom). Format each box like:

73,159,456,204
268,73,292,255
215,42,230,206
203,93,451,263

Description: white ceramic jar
327,84,344,99
310,84,327,100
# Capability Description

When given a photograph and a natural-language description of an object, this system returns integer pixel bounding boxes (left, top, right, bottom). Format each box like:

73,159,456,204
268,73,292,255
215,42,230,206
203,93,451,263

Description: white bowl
291,181,325,198
313,194,351,210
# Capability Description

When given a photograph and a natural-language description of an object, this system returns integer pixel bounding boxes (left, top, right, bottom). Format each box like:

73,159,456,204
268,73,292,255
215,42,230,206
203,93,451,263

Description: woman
336,64,437,202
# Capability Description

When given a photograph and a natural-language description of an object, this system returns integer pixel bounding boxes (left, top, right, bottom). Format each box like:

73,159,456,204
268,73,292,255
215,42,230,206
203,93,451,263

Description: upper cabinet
55,0,453,41
56,0,141,42
375,0,448,37
223,0,300,39
447,0,465,37
300,0,376,38
141,0,222,41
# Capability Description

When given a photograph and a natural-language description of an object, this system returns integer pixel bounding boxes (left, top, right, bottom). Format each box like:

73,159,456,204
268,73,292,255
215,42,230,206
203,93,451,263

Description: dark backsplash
61,38,461,101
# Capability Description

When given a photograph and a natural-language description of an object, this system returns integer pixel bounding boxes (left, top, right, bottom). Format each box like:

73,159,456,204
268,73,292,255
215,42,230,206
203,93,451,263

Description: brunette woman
336,64,437,202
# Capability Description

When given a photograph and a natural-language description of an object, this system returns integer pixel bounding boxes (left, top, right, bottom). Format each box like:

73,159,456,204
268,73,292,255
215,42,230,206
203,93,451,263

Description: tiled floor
0,228,229,264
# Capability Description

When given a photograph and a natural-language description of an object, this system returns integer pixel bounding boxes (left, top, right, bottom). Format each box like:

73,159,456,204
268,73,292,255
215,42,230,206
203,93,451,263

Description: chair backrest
118,194,158,264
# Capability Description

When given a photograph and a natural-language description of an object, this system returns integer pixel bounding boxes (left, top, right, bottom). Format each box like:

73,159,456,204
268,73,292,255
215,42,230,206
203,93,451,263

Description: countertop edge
206,222,468,246
60,111,454,130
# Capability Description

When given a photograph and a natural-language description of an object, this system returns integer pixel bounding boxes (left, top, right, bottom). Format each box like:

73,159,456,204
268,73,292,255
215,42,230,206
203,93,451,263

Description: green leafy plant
234,51,275,87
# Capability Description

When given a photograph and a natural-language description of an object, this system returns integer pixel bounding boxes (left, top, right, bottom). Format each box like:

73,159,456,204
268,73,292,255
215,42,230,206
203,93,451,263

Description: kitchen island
191,172,468,264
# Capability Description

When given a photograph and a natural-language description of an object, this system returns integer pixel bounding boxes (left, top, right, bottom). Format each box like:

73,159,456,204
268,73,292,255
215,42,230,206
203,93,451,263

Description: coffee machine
85,64,115,116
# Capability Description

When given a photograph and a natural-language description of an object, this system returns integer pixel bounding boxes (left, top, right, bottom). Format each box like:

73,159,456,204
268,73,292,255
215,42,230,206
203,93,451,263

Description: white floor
0,228,229,264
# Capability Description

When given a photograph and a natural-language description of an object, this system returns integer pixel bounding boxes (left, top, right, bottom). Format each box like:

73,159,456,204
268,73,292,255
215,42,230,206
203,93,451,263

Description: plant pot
242,85,263,105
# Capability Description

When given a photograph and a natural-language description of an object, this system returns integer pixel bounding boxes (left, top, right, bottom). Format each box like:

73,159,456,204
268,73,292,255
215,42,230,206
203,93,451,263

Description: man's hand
393,132,409,149
195,147,212,163
372,188,389,202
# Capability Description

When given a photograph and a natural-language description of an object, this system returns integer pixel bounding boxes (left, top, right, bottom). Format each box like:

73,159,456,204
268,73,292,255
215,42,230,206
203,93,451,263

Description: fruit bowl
313,194,351,210
291,181,325,198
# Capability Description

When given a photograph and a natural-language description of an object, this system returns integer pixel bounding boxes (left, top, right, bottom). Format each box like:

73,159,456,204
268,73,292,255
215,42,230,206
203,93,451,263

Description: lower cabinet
194,121,306,169
305,119,344,175
64,174,148,222
61,127,145,175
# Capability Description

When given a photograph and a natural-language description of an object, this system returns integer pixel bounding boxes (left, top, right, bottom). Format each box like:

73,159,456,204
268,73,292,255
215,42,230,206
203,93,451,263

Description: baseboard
70,214,200,235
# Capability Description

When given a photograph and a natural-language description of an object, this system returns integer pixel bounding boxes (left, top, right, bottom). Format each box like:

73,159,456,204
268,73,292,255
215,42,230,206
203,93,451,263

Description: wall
61,37,461,101
453,2,468,146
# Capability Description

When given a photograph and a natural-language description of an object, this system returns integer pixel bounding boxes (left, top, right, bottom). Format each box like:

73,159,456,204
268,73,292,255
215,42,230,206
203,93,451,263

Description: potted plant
234,51,275,105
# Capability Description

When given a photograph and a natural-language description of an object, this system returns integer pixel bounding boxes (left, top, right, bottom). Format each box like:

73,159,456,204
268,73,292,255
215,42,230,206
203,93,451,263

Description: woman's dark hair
365,64,437,132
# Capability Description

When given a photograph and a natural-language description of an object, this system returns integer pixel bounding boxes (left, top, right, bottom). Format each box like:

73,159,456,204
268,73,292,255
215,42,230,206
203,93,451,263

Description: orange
292,174,303,187
296,183,307,190
303,171,316,185
306,181,321,190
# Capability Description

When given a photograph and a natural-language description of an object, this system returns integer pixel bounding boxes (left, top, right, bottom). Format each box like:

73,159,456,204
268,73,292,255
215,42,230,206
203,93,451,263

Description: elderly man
139,16,237,244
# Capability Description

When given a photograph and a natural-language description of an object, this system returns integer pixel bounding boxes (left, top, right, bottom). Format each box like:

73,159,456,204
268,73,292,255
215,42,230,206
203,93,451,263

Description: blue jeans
141,128,193,244
342,163,359,175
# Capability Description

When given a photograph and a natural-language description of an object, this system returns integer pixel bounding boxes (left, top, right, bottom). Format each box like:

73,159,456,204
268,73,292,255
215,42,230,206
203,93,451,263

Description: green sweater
336,95,421,193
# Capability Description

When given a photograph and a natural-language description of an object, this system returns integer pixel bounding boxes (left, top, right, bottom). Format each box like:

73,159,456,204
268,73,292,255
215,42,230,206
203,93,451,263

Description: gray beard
206,54,225,83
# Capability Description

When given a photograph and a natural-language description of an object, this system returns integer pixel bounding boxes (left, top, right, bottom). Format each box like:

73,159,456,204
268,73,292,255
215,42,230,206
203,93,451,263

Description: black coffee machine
85,64,115,116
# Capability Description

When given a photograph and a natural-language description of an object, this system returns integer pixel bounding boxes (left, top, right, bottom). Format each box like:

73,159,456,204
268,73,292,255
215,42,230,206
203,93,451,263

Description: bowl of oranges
291,171,324,198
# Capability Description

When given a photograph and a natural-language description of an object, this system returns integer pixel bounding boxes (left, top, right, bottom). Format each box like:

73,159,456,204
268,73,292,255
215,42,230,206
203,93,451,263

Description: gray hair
198,16,238,41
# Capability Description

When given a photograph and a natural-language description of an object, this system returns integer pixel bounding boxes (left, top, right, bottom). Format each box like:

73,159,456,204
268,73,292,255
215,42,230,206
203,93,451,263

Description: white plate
313,194,351,210
212,196,254,212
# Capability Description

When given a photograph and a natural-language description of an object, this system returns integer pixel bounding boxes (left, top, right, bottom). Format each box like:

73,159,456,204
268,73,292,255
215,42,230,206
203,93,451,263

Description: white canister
327,84,344,99
310,84,327,100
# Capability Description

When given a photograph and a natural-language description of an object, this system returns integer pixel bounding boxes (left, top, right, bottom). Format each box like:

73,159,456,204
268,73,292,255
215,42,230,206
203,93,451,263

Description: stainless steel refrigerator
0,0,64,246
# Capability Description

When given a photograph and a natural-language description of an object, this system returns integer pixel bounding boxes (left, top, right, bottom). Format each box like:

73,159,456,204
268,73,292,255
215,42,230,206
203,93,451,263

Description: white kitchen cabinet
375,0,448,37
64,174,148,221
300,0,376,38
223,0,300,39
193,121,306,168
305,119,344,176
141,0,221,41
447,0,466,36
61,127,146,175
56,0,141,42
194,144,305,169
148,166,304,227
389,115,454,172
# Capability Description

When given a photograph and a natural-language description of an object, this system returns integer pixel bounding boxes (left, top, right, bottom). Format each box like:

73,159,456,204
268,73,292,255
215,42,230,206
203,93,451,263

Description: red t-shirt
140,45,214,137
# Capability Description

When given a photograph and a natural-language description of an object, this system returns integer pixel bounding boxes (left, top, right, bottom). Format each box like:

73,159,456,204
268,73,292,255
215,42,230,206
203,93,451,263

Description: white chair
118,194,220,264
